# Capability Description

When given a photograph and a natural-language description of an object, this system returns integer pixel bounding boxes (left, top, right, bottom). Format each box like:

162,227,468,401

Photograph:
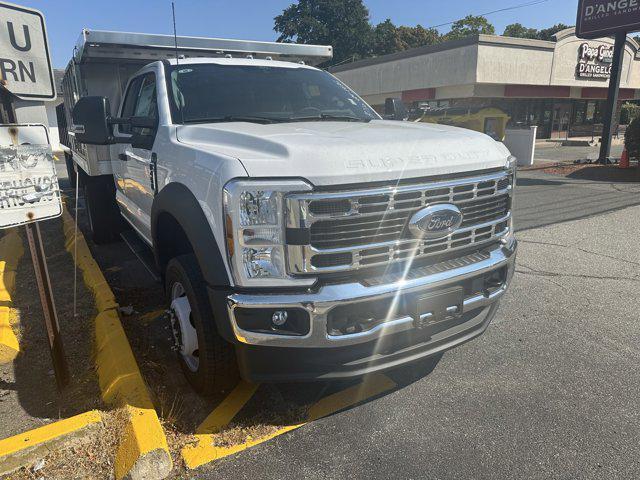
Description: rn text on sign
0,2,55,100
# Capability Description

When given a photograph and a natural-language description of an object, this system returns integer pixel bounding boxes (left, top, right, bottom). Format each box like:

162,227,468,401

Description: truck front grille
309,194,509,249
285,170,513,275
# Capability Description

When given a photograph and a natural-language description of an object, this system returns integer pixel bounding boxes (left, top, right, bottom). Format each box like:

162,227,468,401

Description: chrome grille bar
285,170,513,275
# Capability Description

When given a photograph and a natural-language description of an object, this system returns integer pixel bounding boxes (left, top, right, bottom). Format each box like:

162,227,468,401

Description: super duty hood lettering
177,120,507,186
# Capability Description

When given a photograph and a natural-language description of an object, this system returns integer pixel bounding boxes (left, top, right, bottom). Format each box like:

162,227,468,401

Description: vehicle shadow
1,219,105,438
516,176,569,187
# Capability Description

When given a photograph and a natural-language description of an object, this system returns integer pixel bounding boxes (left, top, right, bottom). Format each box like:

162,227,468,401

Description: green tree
536,23,570,41
446,15,495,40
372,19,399,55
396,25,440,50
372,20,440,56
274,0,373,65
624,116,640,159
503,23,538,39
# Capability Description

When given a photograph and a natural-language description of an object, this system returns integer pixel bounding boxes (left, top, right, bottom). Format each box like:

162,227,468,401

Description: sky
20,0,580,68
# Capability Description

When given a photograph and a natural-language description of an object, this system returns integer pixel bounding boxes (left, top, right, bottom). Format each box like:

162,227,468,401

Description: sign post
576,0,640,163
0,124,69,389
0,2,68,389
599,32,626,164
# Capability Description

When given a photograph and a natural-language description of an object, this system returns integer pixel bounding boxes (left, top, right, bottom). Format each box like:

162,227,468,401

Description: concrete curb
0,229,24,364
61,209,172,480
0,411,102,477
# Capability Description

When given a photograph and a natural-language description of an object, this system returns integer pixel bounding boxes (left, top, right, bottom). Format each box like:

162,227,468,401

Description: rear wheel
82,174,123,244
166,254,238,396
63,152,77,189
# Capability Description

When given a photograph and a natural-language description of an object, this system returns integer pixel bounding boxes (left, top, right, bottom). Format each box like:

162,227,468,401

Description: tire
82,175,123,244
63,152,77,189
165,254,238,396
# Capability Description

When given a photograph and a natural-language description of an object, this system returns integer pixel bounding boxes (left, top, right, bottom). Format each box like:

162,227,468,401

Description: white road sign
0,124,62,228
0,2,55,100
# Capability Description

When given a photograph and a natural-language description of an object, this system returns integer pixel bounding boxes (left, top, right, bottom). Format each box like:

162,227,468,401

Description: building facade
331,28,640,139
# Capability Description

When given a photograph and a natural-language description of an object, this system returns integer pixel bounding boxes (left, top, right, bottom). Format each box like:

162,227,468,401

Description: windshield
168,63,379,124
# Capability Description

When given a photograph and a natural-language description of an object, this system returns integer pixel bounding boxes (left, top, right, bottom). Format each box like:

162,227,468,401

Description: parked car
64,30,517,395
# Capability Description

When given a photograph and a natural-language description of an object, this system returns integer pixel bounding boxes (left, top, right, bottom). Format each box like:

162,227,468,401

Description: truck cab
65,31,517,395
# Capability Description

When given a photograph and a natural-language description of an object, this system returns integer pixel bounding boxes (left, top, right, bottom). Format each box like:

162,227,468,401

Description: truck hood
176,120,510,186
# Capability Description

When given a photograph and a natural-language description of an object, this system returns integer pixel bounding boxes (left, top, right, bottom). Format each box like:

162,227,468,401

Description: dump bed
61,29,333,176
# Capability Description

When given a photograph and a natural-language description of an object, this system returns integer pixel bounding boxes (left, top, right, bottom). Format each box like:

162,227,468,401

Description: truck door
112,72,158,241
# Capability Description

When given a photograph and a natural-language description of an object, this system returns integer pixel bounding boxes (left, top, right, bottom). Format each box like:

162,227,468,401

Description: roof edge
330,33,556,74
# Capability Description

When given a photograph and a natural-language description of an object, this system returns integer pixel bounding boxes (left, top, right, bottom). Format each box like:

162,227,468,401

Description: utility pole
598,32,626,164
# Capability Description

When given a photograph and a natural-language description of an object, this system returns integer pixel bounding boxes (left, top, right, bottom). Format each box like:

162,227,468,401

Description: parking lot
23,154,635,479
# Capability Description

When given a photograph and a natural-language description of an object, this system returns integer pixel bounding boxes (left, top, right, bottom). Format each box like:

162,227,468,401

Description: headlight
223,179,314,287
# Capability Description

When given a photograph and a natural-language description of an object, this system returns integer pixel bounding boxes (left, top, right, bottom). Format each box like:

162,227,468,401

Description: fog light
235,307,309,336
271,310,288,326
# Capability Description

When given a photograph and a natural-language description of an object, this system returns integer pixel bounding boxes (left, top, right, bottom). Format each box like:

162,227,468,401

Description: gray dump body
60,29,333,176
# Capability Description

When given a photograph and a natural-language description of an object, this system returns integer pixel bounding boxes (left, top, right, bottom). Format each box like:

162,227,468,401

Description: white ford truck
63,30,517,395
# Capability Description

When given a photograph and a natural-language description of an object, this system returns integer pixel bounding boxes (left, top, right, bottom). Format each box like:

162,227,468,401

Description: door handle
118,153,128,161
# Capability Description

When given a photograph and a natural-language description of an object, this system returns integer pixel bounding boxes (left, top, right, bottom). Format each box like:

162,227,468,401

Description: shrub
624,116,640,159
620,102,640,125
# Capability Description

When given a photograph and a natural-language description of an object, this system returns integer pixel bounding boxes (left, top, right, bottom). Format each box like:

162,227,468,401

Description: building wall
334,43,478,97
549,31,639,89
333,29,640,103
476,41,554,85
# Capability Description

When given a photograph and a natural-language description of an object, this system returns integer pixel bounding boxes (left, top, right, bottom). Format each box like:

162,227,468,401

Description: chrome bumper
227,237,517,348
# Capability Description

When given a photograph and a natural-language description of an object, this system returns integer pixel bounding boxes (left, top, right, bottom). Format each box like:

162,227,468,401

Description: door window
119,76,143,135
119,73,158,137
133,74,158,137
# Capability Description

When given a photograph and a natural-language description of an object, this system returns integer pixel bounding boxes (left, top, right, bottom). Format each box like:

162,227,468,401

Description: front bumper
219,237,516,381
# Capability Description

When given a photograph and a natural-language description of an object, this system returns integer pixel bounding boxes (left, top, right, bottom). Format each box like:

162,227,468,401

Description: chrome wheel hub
170,282,199,372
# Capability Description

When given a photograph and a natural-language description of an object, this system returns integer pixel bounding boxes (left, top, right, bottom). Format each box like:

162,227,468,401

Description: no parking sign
0,123,62,228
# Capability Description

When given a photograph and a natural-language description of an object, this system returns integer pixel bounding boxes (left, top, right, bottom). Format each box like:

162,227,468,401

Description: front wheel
165,254,238,396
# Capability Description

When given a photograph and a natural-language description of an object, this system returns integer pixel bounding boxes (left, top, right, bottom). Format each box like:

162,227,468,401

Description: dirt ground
0,216,132,479
0,219,102,437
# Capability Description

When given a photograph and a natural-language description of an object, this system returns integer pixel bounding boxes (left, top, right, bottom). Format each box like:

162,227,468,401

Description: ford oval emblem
408,204,463,239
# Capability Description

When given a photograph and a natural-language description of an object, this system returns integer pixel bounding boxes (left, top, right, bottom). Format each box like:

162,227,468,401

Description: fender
151,182,230,287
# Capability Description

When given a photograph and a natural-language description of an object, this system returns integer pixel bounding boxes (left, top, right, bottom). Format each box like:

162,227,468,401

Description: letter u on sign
7,21,31,51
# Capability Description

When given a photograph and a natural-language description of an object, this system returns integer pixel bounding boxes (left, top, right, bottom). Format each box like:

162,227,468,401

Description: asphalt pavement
534,142,624,164
195,168,640,479
55,158,640,479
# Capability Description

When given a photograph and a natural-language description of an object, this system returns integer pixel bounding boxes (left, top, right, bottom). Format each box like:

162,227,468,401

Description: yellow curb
0,229,24,364
181,373,396,470
61,209,172,480
62,217,118,312
0,410,102,476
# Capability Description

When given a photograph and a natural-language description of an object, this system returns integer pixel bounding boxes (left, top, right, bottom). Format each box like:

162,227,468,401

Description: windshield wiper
184,115,283,124
288,114,372,123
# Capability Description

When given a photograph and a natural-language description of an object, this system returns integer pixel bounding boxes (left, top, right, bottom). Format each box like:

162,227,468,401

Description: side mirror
72,96,114,145
130,116,156,129
384,98,409,121
129,116,157,150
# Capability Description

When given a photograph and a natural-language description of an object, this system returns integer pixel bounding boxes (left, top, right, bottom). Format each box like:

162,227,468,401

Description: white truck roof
73,29,333,66
166,57,318,69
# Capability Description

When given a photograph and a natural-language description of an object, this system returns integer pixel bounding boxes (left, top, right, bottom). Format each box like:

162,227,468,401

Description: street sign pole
0,1,68,391
598,31,626,164
24,221,69,389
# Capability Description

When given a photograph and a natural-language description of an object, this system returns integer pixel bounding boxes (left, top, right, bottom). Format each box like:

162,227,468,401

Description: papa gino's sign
577,43,614,79
576,0,640,39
